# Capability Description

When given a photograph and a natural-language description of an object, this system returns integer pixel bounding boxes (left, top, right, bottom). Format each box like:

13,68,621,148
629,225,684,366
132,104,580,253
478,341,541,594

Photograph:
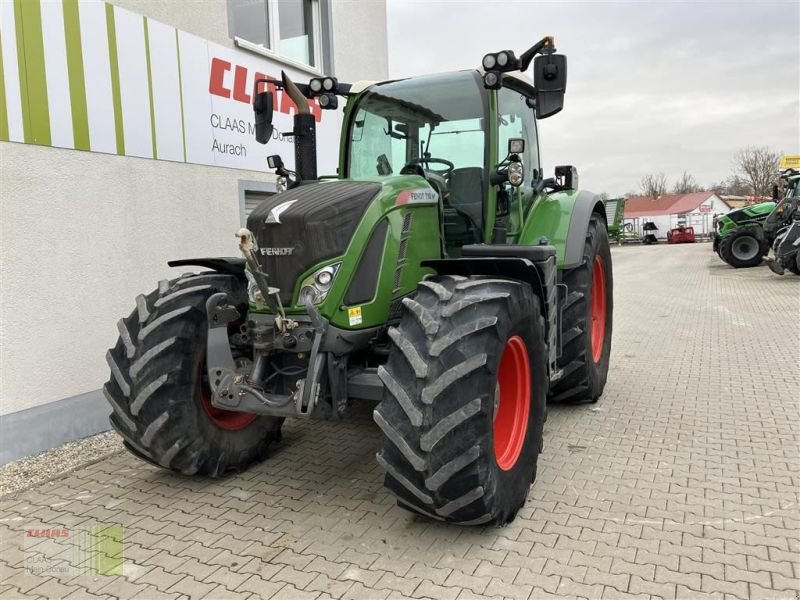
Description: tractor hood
245,175,443,330
247,181,382,304
726,201,776,223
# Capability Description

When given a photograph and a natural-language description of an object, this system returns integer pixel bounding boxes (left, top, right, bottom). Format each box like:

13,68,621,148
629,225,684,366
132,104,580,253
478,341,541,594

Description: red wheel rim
493,336,531,471
199,363,257,431
591,255,607,363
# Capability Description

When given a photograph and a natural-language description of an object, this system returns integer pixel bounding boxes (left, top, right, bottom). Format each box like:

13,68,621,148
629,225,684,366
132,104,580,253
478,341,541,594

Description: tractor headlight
319,93,338,110
508,162,524,187
482,53,497,69
298,263,341,306
483,71,501,90
309,78,323,93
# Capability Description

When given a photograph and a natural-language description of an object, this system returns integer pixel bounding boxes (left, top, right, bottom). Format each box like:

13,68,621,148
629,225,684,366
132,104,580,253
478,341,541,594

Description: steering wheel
407,157,455,178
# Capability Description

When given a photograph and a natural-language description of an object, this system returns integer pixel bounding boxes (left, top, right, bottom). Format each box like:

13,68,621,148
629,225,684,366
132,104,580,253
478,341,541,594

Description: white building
623,192,732,240
0,0,388,464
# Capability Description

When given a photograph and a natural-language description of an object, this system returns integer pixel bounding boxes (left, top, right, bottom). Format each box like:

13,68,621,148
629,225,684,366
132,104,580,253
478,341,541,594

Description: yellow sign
779,155,800,170
347,306,363,326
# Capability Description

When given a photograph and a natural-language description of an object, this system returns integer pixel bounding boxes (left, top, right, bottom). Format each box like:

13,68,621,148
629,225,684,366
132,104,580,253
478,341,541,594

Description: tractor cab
344,71,544,256
252,37,569,259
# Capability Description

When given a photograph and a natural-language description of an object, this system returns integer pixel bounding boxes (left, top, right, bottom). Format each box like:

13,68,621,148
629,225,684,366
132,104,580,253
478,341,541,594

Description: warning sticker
347,306,363,326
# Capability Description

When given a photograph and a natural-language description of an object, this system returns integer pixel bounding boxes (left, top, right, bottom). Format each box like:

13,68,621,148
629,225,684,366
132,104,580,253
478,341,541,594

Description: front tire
104,273,282,476
375,276,547,526
549,212,614,403
719,228,766,268
787,252,800,275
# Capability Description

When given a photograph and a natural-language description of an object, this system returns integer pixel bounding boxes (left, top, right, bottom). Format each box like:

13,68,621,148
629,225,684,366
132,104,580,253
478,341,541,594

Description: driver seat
442,167,484,252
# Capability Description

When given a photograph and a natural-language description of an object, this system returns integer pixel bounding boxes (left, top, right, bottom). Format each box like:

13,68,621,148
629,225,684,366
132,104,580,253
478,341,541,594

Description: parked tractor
713,157,800,271
713,201,776,268
764,166,800,276
104,37,614,525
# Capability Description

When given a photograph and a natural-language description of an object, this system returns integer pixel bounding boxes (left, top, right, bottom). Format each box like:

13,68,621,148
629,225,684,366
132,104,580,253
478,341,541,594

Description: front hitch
205,292,327,418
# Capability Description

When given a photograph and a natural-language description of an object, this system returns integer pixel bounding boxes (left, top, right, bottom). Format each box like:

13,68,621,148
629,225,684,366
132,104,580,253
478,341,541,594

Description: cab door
495,85,541,243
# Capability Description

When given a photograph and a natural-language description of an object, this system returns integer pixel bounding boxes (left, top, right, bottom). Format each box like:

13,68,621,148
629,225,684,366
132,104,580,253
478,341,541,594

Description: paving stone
375,571,422,596
235,574,285,598
136,566,184,592
305,573,354,599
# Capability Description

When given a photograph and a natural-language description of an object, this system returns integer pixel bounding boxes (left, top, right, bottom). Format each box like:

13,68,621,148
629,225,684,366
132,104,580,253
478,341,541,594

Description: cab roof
349,69,535,97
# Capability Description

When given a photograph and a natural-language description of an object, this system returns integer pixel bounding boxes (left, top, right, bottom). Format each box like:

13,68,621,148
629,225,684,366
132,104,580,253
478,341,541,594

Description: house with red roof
623,192,731,239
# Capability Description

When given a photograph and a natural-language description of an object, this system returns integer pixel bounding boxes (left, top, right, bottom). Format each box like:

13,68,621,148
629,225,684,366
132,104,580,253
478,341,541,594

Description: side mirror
533,53,567,119
555,165,578,190
253,90,274,144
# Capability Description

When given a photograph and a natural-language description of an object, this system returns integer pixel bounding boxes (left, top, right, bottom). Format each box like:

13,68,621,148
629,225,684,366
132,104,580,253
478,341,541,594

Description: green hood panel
250,176,441,330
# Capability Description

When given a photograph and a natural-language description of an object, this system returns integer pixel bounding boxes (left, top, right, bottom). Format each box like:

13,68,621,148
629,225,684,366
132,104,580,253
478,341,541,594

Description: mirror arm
533,177,551,195
519,36,556,71
490,170,509,186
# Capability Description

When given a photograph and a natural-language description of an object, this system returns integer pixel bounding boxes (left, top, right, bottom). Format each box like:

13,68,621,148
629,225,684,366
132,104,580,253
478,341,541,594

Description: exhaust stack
281,71,317,182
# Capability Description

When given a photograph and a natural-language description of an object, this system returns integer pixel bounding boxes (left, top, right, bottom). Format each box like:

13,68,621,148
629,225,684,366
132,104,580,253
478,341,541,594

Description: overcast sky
386,0,800,196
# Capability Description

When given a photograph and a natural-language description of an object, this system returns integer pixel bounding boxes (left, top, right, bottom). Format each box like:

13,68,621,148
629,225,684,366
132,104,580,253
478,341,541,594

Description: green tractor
713,201,776,268
104,37,613,525
713,162,800,271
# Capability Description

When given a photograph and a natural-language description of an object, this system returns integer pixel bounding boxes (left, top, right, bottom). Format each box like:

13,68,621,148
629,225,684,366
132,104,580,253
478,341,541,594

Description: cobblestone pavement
1,243,798,600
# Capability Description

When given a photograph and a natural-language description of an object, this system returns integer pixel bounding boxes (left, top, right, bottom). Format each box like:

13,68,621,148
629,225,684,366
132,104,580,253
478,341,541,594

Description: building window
229,0,325,70
239,180,277,224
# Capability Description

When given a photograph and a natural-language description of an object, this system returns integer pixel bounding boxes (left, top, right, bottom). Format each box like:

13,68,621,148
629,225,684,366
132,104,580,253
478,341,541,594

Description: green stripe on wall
105,2,124,155
0,29,9,141
143,17,157,159
175,29,186,162
15,0,50,145
12,0,30,141
62,0,89,151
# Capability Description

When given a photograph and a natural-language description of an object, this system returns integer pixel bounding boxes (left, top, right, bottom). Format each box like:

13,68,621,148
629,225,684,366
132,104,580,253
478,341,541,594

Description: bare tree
639,173,667,197
733,146,780,197
708,175,751,197
672,171,701,194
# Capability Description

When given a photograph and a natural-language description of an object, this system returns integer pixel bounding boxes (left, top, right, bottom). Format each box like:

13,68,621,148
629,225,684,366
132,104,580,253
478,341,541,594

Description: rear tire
719,228,766,268
549,213,614,403
375,275,547,525
104,273,282,476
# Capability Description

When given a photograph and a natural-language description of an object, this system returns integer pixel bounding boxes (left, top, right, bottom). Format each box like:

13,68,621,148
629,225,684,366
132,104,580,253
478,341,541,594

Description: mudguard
167,257,246,279
422,244,560,377
519,190,606,269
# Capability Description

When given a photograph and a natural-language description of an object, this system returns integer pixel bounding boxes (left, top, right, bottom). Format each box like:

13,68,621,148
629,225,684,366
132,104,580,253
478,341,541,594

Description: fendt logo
209,58,322,123
259,247,295,256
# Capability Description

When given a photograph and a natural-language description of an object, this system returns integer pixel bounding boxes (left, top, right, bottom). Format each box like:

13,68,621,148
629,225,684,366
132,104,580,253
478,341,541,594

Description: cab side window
497,87,540,183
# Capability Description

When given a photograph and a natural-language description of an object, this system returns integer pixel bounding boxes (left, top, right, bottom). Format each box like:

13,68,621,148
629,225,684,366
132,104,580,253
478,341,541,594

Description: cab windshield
347,71,486,177
347,71,487,232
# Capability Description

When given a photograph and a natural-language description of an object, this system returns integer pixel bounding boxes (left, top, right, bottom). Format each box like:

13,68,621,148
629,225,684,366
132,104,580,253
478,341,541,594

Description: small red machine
667,226,696,244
